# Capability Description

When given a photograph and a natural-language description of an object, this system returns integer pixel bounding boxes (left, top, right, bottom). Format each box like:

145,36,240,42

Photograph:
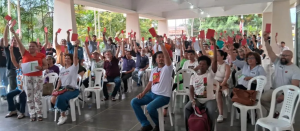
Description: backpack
188,105,211,131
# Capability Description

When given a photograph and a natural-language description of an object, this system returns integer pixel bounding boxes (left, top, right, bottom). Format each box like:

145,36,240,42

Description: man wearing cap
132,41,149,87
120,41,136,93
82,41,104,88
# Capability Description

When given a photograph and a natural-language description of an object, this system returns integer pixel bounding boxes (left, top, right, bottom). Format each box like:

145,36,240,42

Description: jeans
131,92,170,127
7,89,27,113
0,67,8,87
122,73,132,92
184,100,218,131
132,68,145,85
102,77,121,98
55,89,80,112
7,69,17,91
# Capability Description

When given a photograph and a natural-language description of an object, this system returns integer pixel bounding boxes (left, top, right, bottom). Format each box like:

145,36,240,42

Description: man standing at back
87,29,98,54
261,32,300,116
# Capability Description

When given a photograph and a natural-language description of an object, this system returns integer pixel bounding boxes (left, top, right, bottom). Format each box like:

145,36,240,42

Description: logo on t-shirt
153,71,161,84
188,66,194,69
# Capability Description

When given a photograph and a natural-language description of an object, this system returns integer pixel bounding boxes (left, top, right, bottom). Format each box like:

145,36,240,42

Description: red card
61,46,65,53
67,29,72,32
206,29,215,39
134,32,136,37
37,38,39,44
232,31,234,35
149,27,157,37
130,34,134,38
265,23,271,33
275,32,278,37
192,37,196,42
183,35,186,40
16,29,20,34
121,30,124,34
11,20,16,27
242,39,247,46
210,45,214,50
57,28,61,33
5,15,12,21
164,34,166,37
71,33,78,41
115,37,120,42
142,37,145,41
44,27,48,33
227,36,233,43
236,35,240,40
104,27,106,32
220,32,222,36
224,30,226,33
85,36,89,42
199,30,205,39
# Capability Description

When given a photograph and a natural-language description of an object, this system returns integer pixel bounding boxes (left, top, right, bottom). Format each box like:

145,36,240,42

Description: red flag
227,36,233,43
220,32,222,36
57,28,61,33
4,15,12,21
67,29,72,32
224,30,226,33
71,33,78,41
44,27,48,33
121,30,124,34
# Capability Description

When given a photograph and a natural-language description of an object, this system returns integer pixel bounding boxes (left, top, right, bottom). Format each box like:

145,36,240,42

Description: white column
158,20,169,37
262,12,272,47
53,0,77,43
7,0,11,39
126,13,141,41
94,10,96,35
17,0,21,38
98,11,101,37
271,0,293,54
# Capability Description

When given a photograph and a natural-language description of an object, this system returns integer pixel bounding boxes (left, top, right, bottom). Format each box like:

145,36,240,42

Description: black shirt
78,65,87,74
5,46,21,69
253,48,264,55
0,47,6,67
136,52,149,69
46,48,56,56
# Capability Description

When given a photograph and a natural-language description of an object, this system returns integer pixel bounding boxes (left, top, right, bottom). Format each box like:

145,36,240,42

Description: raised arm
88,29,91,41
55,32,59,47
121,41,125,57
157,36,172,66
180,39,185,58
3,24,9,47
263,32,278,63
66,30,70,43
211,38,217,73
73,42,79,66
115,43,120,57
103,32,107,43
9,45,20,68
134,40,138,53
42,32,49,49
10,27,25,56
84,41,92,60
198,38,208,56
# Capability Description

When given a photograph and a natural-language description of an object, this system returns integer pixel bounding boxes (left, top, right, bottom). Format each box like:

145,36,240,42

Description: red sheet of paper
142,37,145,41
44,27,48,33
227,36,233,43
242,39,247,46
220,32,222,36
236,35,240,40
71,33,78,41
224,30,227,33
149,27,157,37
85,36,89,42
210,45,214,50
121,30,124,34
206,29,215,39
67,29,72,32
57,28,61,33
16,29,20,34
11,20,16,27
265,23,271,33
61,46,65,53
5,15,12,21
87,27,90,32
115,37,120,42
192,37,196,42
104,27,106,32
200,30,205,39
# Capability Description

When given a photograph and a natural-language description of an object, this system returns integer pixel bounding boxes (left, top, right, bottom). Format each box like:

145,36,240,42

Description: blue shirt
135,52,149,69
88,41,97,53
216,40,224,49
16,68,23,90
67,42,84,60
122,56,135,71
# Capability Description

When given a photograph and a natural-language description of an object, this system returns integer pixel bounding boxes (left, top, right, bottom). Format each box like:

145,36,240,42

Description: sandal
37,117,43,121
5,111,18,118
17,114,25,119
30,117,36,122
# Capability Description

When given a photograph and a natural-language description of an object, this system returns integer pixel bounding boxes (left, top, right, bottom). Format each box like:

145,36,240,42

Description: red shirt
22,50,46,76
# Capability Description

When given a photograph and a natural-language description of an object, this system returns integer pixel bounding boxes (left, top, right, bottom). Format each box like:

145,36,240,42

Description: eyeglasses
280,54,290,57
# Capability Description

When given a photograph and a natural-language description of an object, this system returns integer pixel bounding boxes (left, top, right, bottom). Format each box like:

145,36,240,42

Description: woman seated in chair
5,46,26,119
51,42,80,125
44,55,60,83
184,38,218,131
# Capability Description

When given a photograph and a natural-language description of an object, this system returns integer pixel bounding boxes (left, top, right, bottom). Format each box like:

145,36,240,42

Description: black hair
217,50,228,60
187,50,196,55
233,43,240,49
30,41,38,46
197,55,211,67
92,35,96,37
152,51,163,66
281,41,285,44
148,37,152,40
47,55,56,64
199,51,203,55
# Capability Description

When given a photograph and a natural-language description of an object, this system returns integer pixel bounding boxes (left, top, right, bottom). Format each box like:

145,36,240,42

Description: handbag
188,104,211,131
43,83,54,96
231,88,257,106
51,88,67,96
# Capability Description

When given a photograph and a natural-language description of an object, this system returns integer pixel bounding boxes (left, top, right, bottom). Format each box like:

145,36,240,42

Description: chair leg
157,108,164,131
173,95,177,113
82,91,85,108
254,124,258,131
54,109,58,122
95,91,100,109
76,99,81,115
240,109,247,131
70,100,76,121
168,107,173,126
230,105,235,126
143,105,146,114
251,109,255,125
42,97,47,118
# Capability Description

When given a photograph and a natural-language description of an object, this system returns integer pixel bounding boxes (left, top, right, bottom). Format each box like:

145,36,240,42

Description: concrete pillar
271,0,293,54
262,12,272,46
53,0,77,43
158,20,169,37
126,13,141,41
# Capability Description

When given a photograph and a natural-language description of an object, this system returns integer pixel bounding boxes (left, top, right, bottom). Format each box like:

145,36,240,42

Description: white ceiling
74,0,296,20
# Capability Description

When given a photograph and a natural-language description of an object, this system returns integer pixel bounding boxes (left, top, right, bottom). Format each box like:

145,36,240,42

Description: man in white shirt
182,50,198,70
261,32,300,116
131,35,172,131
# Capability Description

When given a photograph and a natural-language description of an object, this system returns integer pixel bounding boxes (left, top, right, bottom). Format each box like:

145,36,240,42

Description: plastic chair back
77,74,82,90
175,69,196,91
43,73,59,87
246,76,267,102
148,57,152,69
88,68,105,89
268,85,300,124
234,70,242,87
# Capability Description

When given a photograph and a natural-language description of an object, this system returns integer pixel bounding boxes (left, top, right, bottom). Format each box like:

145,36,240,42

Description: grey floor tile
9,121,74,131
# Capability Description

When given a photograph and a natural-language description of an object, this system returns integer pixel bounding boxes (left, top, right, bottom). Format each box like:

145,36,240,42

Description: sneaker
5,111,17,118
112,97,117,101
140,124,153,131
57,116,67,125
152,126,159,131
217,115,224,123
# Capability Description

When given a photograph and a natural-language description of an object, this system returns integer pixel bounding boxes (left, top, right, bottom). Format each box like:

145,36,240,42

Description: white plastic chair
54,74,82,122
82,68,105,109
158,104,173,131
42,73,59,118
230,76,267,131
172,69,196,113
255,85,300,131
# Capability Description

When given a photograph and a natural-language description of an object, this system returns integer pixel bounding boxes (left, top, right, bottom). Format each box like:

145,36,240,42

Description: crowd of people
0,18,299,131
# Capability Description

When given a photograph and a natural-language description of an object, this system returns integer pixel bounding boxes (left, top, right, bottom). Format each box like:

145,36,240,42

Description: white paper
21,61,39,74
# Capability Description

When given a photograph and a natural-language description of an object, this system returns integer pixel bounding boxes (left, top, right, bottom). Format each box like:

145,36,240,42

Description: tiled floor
0,85,299,131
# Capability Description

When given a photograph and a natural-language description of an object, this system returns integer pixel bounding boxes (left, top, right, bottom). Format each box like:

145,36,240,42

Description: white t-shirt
190,68,215,103
149,65,173,97
59,64,79,89
273,58,300,88
182,60,198,70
